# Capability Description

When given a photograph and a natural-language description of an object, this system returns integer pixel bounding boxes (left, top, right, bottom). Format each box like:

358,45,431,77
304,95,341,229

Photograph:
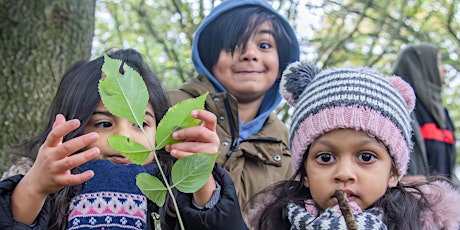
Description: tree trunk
0,0,96,174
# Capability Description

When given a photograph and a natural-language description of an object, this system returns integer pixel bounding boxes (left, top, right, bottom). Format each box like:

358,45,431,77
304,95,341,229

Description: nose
114,123,133,139
334,159,357,184
238,43,258,62
441,65,447,74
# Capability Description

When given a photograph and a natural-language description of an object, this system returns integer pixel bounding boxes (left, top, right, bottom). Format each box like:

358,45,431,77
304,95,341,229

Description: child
248,61,460,229
0,49,247,229
168,0,300,216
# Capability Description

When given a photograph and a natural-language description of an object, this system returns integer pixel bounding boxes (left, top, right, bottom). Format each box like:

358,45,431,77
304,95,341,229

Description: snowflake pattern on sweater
68,191,147,229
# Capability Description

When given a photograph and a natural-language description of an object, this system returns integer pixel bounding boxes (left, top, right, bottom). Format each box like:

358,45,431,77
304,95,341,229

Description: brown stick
334,190,358,230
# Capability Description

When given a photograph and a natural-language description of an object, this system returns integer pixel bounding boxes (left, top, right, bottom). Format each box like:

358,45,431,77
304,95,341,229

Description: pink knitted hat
280,62,416,179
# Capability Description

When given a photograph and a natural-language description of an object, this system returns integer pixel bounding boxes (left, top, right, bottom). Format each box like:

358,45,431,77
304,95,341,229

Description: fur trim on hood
420,180,460,230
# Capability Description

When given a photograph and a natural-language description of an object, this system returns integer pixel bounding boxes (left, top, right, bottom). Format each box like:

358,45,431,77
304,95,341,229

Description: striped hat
280,61,415,179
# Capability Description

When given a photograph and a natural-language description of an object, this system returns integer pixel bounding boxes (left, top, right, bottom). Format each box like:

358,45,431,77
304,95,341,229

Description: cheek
212,51,232,76
213,60,231,78
85,136,111,158
267,54,279,69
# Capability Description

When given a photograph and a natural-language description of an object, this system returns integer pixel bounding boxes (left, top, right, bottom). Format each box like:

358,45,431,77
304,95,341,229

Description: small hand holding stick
334,190,358,230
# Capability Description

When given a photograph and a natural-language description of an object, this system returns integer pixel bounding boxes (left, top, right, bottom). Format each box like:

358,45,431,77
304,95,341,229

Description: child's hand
165,110,219,206
25,114,100,195
165,110,219,159
12,114,100,224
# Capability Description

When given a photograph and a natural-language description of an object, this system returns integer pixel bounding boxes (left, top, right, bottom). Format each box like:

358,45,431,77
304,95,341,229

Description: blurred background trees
1,0,459,174
0,0,95,173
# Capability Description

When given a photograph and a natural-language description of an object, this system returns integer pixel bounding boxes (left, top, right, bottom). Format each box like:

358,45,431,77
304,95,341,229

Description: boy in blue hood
168,0,300,218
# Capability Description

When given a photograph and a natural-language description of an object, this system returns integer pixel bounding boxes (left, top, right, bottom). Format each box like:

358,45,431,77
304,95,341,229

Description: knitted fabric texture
280,62,415,179
67,160,148,230
286,202,387,230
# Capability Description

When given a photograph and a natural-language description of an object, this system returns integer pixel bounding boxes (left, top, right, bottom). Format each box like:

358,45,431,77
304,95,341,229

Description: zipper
224,97,239,156
223,97,282,156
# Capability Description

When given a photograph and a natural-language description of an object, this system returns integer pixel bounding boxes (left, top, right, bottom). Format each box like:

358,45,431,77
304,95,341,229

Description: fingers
172,110,218,142
46,114,81,147
26,146,100,195
167,140,218,159
55,132,99,160
54,169,96,187
166,110,219,159
52,146,100,173
52,114,66,129
168,149,195,159
192,110,217,132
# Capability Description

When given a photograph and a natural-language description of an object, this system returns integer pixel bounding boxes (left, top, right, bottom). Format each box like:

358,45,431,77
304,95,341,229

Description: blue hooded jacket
191,0,300,140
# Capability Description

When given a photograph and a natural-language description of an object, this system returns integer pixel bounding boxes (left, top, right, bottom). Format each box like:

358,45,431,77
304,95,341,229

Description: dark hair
21,49,170,230
198,6,295,75
21,49,169,159
248,148,439,230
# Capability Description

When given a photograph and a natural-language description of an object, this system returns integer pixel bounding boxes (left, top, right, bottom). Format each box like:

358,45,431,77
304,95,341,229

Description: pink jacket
247,179,460,229
421,180,460,229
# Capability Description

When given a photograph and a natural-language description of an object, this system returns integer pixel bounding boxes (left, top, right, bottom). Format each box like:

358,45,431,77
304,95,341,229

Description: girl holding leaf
0,49,247,230
248,62,460,229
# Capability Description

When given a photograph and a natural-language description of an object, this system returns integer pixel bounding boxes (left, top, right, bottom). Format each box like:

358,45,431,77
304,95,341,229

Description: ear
388,174,398,188
303,176,310,188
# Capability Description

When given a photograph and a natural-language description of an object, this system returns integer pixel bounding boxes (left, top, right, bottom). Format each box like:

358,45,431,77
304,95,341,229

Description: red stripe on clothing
419,123,455,144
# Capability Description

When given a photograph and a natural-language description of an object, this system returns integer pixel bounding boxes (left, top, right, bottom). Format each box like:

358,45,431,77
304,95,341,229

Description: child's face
437,52,446,85
212,21,279,103
82,100,156,165
304,129,398,211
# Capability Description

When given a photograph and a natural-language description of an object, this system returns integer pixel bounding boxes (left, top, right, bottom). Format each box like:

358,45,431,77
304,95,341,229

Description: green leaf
107,135,151,165
172,152,218,193
136,172,168,207
99,54,148,126
155,92,208,150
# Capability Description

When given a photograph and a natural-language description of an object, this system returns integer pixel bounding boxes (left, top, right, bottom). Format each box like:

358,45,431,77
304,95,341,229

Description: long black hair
17,49,170,229
248,147,441,230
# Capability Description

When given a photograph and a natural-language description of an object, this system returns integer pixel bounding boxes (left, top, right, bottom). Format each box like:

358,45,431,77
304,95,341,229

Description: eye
316,153,335,164
259,42,271,49
357,152,376,163
95,121,112,128
133,121,150,129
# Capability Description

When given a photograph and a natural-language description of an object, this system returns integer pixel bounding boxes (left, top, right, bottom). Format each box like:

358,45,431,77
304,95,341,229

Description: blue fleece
191,0,300,140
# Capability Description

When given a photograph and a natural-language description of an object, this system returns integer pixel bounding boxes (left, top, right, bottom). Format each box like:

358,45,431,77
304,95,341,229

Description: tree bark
0,0,96,173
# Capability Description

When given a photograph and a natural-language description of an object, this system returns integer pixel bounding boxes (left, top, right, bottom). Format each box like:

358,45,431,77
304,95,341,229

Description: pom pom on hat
281,62,415,179
280,61,321,106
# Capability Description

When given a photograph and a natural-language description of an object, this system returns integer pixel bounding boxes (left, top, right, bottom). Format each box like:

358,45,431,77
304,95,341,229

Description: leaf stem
145,133,185,230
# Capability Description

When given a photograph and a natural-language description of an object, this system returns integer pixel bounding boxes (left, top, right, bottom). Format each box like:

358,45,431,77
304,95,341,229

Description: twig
334,190,358,230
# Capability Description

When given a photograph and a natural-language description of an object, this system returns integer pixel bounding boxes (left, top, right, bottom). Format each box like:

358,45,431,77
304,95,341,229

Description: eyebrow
257,29,275,37
93,110,155,119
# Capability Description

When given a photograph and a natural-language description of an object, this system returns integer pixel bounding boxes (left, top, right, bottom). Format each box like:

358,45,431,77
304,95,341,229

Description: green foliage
156,93,208,150
99,54,217,217
94,0,460,175
172,152,218,193
107,135,150,165
99,54,148,126
136,173,167,207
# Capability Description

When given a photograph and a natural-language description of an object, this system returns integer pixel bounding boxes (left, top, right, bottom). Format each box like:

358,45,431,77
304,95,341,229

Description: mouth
108,154,132,164
333,189,358,202
236,70,262,74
